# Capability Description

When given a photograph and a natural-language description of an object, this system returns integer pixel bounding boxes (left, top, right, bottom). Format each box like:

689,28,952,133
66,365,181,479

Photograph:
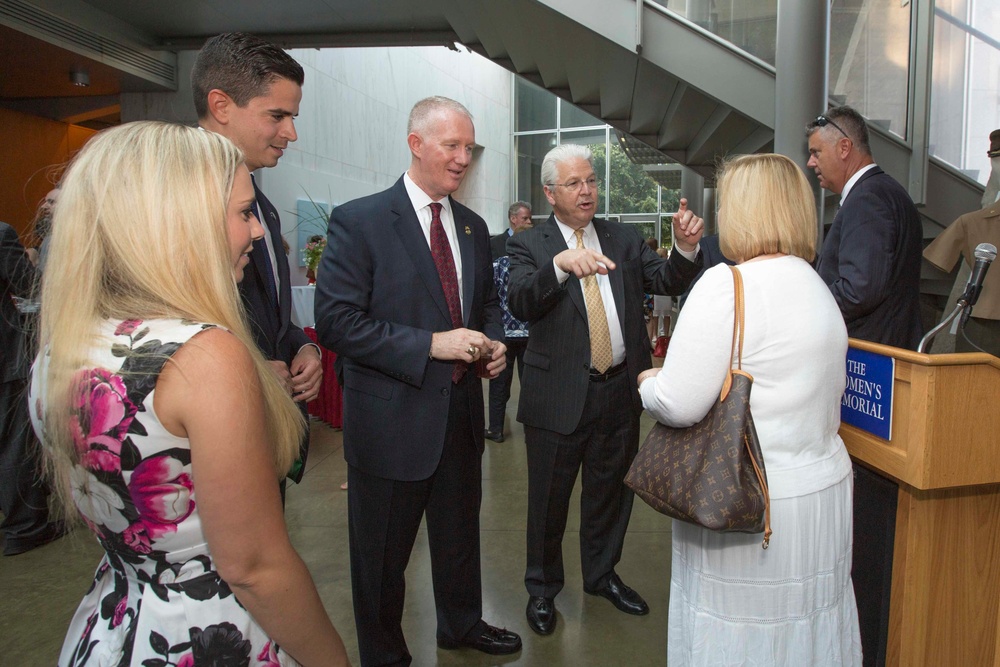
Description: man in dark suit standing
807,105,923,349
507,143,703,635
1,222,63,556
485,201,532,442
490,200,533,261
315,96,521,666
192,33,321,481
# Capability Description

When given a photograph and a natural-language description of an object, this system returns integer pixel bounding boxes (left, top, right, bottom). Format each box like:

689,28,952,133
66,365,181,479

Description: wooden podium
840,339,1000,666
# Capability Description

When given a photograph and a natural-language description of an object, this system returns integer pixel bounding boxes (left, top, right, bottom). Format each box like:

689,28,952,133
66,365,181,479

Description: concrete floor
1,371,672,666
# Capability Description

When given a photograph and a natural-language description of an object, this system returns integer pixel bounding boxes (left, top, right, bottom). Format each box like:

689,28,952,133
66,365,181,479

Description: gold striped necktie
575,229,613,373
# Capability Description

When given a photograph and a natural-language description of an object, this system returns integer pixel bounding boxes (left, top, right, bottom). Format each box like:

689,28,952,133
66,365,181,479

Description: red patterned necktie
429,202,466,383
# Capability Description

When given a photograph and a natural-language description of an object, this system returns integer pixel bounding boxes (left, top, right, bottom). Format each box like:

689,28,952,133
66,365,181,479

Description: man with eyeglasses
806,105,923,350
507,142,703,636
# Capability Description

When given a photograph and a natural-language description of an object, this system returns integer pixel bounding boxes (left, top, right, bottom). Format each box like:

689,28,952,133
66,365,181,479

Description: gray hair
407,96,474,135
508,200,531,218
805,105,872,157
541,143,593,188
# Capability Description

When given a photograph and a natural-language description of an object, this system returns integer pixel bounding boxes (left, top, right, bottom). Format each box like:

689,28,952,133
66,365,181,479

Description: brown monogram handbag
625,266,772,548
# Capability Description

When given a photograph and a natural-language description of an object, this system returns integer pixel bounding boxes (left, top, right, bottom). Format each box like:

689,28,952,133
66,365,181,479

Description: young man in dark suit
507,143,703,635
192,33,321,482
315,96,521,666
807,105,924,349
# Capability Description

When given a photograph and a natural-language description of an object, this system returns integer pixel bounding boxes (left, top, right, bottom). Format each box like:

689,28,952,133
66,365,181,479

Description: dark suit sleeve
506,232,568,323
638,235,702,296
1,225,36,298
282,322,313,358
828,190,899,322
314,203,432,388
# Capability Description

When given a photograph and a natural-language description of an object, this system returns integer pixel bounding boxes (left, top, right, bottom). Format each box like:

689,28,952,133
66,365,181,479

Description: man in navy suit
807,105,923,349
315,96,521,666
507,143,703,635
193,33,321,481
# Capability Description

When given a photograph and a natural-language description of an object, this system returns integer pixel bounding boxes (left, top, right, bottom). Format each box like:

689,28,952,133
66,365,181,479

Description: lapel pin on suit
465,225,472,235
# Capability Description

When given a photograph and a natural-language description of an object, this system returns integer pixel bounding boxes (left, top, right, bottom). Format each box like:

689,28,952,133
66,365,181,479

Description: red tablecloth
304,327,343,428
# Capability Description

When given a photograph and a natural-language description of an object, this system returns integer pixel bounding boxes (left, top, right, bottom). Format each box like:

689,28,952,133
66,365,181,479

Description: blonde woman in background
638,153,862,666
31,121,349,666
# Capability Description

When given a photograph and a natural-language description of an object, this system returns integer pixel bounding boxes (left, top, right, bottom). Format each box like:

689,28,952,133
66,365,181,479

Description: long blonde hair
38,121,302,515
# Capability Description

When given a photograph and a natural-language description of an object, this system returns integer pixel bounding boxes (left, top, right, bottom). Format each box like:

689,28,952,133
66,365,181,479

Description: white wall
267,45,512,284
123,45,513,285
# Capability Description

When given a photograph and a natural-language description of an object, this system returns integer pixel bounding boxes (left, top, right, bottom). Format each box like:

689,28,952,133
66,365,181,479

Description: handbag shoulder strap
730,265,745,369
720,265,745,401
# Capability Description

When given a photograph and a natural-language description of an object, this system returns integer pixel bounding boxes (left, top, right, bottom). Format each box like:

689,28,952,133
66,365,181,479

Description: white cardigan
639,256,852,499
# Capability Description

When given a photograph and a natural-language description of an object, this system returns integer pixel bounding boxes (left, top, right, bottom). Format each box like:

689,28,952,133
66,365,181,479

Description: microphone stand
917,301,971,353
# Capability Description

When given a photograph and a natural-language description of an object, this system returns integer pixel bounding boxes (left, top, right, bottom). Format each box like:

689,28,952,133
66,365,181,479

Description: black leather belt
589,360,627,382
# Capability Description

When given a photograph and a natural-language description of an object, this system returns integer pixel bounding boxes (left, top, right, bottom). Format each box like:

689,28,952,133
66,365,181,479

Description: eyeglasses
546,176,600,193
811,115,849,140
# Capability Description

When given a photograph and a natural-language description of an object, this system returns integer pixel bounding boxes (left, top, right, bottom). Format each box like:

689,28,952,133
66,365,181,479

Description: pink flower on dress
122,522,153,554
128,455,195,539
257,641,281,665
176,654,195,667
114,319,143,336
112,595,128,627
70,369,137,472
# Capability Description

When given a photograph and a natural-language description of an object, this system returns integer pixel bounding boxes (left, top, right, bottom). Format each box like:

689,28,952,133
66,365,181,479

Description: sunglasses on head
811,115,849,140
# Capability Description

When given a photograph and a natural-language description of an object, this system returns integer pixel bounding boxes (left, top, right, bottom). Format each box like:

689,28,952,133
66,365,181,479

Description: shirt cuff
298,343,322,358
554,258,569,284
674,244,699,262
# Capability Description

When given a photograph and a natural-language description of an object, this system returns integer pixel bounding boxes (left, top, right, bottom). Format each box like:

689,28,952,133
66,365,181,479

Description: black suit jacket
507,215,701,435
0,223,37,383
314,176,504,481
240,180,311,364
490,230,511,261
816,166,923,349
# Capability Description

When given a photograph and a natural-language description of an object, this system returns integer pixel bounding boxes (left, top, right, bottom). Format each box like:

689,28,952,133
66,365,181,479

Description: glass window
516,78,556,132
515,133,557,215
829,0,911,139
560,99,603,129
929,1,1000,186
652,0,778,65
604,141,659,216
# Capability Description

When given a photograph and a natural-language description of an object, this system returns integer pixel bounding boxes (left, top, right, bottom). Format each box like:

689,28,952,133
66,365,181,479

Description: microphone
959,243,998,308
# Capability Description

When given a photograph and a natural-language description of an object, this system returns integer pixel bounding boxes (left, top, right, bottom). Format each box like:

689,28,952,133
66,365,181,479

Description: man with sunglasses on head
806,105,923,350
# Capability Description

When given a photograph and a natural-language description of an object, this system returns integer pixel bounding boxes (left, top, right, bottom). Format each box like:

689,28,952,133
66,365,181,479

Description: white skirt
667,471,863,667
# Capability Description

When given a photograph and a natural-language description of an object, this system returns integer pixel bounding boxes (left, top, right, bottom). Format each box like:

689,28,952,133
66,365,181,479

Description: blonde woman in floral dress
30,121,350,666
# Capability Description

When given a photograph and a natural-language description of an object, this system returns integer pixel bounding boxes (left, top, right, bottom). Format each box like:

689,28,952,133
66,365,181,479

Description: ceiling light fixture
70,69,90,87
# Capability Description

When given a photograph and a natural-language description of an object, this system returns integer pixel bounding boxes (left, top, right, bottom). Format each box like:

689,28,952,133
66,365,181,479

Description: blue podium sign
841,348,895,440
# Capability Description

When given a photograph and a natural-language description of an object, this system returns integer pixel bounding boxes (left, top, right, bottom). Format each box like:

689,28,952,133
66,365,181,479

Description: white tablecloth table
291,285,316,328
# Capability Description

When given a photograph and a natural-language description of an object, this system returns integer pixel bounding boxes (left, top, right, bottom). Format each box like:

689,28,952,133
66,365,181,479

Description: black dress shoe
438,623,522,655
484,429,504,443
585,573,649,615
526,595,556,635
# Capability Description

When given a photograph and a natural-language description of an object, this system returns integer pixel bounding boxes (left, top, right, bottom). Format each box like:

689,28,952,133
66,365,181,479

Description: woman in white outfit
637,153,862,666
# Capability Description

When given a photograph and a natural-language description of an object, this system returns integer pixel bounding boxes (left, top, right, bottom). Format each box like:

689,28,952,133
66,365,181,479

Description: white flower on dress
71,466,129,533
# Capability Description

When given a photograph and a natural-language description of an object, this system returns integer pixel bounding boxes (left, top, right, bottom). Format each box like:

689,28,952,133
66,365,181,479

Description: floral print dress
30,319,295,666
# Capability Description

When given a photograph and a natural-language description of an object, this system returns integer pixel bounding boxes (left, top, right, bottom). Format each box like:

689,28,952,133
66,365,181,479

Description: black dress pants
487,336,527,432
0,378,52,555
347,375,484,667
523,370,639,598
